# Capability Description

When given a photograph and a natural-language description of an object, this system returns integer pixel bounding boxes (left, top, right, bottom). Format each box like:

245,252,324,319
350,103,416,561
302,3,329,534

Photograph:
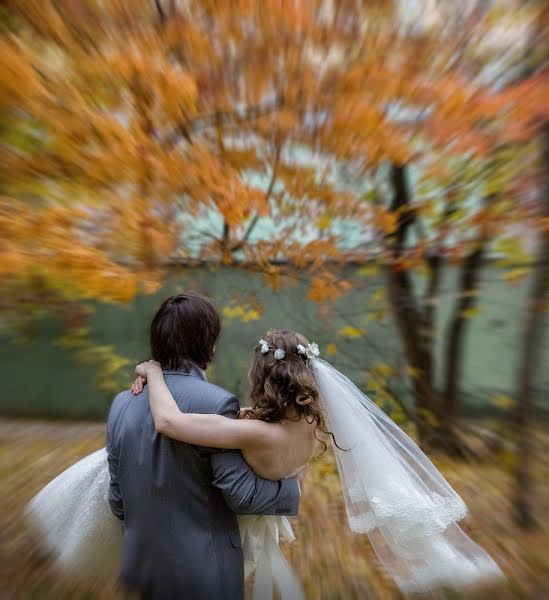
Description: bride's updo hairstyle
243,329,334,452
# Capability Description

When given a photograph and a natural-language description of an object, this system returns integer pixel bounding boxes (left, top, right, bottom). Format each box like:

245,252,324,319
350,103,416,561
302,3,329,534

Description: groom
106,292,301,600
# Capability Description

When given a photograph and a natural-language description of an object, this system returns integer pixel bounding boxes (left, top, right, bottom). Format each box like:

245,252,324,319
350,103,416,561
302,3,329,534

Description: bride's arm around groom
106,384,300,522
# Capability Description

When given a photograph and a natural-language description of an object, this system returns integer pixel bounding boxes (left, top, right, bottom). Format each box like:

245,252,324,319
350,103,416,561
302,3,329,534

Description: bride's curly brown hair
241,329,337,453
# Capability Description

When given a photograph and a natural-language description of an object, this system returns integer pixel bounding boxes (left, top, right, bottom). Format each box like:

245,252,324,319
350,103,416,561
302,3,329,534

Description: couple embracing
28,292,503,599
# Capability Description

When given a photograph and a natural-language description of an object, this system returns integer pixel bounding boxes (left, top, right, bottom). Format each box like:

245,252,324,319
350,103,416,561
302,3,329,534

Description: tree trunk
442,189,495,429
441,245,485,447
220,221,232,262
512,122,549,529
385,164,476,455
424,252,443,340
385,164,439,443
435,245,485,456
386,269,436,408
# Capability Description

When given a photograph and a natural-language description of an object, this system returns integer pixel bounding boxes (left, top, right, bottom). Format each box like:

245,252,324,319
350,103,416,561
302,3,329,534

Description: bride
27,329,503,597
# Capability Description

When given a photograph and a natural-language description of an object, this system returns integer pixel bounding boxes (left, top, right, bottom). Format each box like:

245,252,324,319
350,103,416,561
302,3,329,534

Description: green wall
1,266,547,420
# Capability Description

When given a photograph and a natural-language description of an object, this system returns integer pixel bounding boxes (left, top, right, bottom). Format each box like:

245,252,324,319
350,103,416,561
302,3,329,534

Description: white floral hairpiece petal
274,348,285,360
305,342,320,359
259,339,270,354
297,344,306,355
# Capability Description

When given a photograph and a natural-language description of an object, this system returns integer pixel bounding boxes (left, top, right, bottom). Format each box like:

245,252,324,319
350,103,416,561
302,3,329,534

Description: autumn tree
1,0,546,447
280,0,543,451
1,0,366,318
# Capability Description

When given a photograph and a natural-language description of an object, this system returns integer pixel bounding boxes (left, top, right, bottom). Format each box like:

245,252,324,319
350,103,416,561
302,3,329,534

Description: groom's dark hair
150,292,221,371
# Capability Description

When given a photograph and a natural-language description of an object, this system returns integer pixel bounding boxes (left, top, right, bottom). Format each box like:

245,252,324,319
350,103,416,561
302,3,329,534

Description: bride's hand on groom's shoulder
131,375,147,395
135,360,161,377
132,360,161,395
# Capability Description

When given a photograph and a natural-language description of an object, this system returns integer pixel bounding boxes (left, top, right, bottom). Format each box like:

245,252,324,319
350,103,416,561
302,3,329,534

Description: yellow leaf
223,306,242,318
369,379,384,392
325,343,338,355
316,214,332,230
371,288,385,303
390,410,406,424
337,326,364,338
491,394,514,409
223,304,260,322
502,268,529,283
242,309,261,322
357,265,378,277
222,306,236,318
374,363,393,376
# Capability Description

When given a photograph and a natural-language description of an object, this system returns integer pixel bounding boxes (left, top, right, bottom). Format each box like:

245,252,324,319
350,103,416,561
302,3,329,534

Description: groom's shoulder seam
197,379,236,400
187,379,237,409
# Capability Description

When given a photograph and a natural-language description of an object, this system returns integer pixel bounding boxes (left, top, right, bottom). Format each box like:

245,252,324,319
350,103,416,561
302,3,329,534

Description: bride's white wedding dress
26,447,304,600
26,448,122,580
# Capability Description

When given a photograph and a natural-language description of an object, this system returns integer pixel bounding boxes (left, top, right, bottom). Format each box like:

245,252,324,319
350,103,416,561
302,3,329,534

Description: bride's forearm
146,368,273,450
146,367,182,433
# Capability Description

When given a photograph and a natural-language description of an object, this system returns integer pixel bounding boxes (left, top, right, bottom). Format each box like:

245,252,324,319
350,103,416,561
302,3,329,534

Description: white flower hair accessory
305,342,320,359
274,348,286,360
297,344,306,355
258,339,270,353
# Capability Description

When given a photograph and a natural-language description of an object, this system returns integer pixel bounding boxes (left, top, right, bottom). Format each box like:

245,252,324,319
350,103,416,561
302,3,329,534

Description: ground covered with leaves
2,418,548,599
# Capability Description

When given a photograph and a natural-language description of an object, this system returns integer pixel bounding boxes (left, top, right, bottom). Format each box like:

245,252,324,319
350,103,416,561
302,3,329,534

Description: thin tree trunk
440,186,496,455
220,221,231,261
386,269,439,416
437,244,485,456
386,164,439,442
424,252,443,342
442,245,485,418
512,122,549,529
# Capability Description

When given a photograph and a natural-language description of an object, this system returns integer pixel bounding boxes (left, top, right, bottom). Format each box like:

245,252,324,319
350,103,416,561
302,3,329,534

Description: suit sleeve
209,395,300,516
106,397,125,520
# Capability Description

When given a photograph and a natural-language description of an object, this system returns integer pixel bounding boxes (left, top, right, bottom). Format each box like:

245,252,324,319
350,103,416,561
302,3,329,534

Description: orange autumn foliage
1,0,547,314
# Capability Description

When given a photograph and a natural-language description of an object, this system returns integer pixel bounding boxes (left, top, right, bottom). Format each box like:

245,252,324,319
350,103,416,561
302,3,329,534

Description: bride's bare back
239,410,317,480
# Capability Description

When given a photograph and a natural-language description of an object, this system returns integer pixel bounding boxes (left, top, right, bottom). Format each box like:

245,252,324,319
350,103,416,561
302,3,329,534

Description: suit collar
163,363,208,382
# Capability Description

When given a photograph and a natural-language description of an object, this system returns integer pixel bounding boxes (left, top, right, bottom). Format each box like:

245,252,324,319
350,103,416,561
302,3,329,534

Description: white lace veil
311,358,504,594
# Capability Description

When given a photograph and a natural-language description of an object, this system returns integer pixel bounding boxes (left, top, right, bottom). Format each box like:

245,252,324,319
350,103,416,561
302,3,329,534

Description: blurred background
1,0,548,598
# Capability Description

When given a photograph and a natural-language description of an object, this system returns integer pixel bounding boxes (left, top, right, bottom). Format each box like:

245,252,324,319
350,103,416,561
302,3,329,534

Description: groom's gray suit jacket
106,365,300,600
